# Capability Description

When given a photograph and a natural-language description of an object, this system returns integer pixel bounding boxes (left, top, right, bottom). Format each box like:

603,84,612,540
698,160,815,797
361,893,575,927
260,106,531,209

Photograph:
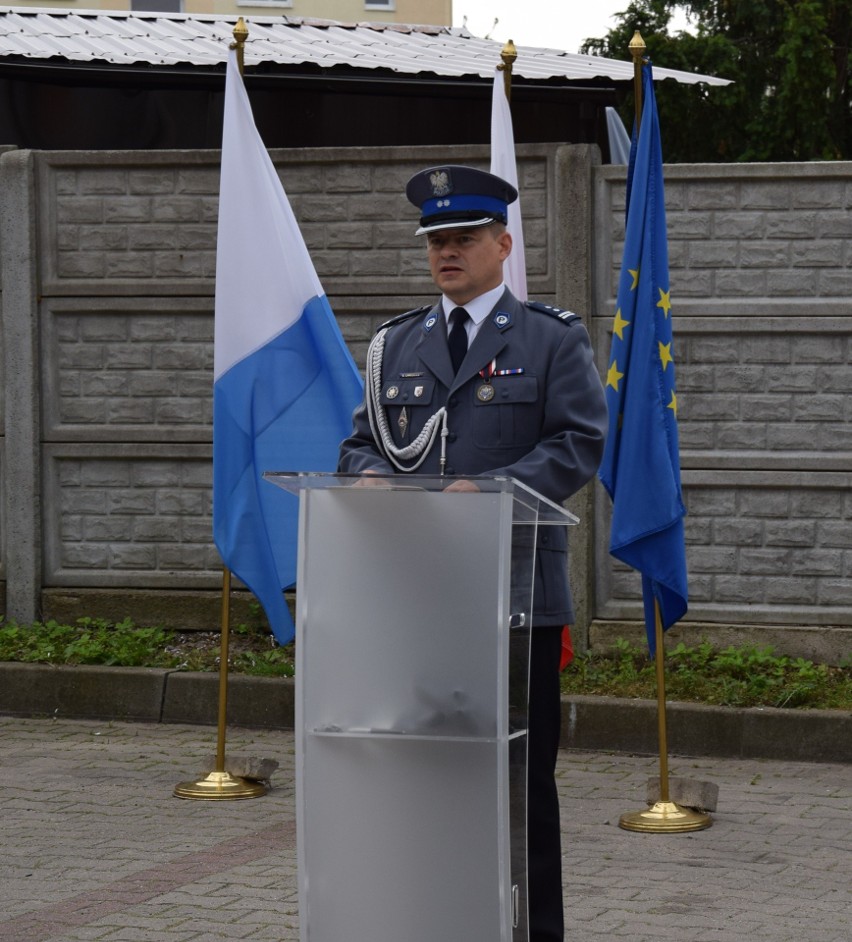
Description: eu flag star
658,341,673,370
613,308,631,340
656,287,672,318
606,360,624,392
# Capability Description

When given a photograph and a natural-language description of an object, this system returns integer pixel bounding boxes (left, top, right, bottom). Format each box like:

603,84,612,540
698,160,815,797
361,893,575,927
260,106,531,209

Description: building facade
2,0,452,25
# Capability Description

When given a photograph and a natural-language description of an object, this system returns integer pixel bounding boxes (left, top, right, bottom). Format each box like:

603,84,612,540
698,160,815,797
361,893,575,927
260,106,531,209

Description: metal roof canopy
0,7,729,152
0,7,728,84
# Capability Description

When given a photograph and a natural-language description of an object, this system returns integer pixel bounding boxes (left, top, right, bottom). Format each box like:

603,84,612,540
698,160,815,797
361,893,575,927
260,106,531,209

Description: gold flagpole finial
498,38,517,102
629,30,646,132
232,16,249,76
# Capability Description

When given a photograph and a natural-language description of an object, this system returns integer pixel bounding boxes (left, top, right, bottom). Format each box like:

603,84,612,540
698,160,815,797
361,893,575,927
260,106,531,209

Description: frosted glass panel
302,737,504,942
299,488,508,738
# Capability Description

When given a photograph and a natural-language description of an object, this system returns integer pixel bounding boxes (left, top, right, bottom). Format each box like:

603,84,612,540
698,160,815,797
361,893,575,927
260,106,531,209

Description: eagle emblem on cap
430,170,452,197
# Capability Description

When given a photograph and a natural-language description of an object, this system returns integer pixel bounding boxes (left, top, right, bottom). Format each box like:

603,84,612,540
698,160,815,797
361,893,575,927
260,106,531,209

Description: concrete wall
0,144,849,660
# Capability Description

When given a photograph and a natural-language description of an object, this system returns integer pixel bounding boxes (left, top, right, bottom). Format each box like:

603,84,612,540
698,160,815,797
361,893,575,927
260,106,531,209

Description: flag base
173,769,267,801
618,800,712,833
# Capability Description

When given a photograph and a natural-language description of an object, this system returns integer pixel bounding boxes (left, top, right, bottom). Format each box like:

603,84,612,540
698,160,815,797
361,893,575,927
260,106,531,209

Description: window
131,0,183,11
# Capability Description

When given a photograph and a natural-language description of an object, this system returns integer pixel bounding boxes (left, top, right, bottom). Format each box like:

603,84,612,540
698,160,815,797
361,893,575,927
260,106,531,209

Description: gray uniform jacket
338,288,608,624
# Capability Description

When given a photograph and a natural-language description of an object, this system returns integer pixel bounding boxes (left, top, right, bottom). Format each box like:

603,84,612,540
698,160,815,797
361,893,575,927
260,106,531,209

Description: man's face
426,224,512,305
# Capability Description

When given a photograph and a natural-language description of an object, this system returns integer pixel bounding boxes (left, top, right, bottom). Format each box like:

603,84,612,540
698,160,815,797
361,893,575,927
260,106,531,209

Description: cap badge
430,170,452,197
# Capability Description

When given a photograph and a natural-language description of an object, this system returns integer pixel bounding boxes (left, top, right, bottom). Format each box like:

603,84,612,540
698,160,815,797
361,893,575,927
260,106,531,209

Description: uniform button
501,390,509,399
448,397,458,408
445,466,455,475
448,432,457,442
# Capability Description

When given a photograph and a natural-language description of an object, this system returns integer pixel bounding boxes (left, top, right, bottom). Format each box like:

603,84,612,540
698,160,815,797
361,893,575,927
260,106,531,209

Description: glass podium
264,473,578,942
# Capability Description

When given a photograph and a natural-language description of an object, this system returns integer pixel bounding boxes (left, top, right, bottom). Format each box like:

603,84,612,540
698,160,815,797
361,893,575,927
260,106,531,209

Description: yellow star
606,360,624,392
613,308,631,340
657,287,672,318
667,390,678,417
659,341,673,370
629,268,640,290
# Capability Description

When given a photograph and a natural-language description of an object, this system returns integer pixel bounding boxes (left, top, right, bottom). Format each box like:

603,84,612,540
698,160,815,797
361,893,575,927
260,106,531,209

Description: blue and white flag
213,48,363,644
598,63,688,654
490,67,527,300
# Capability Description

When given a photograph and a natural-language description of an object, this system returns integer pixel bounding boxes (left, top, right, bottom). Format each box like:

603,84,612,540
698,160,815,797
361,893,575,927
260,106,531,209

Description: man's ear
497,228,513,260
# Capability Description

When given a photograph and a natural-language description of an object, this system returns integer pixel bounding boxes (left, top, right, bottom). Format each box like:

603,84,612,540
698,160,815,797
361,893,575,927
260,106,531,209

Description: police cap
405,165,518,236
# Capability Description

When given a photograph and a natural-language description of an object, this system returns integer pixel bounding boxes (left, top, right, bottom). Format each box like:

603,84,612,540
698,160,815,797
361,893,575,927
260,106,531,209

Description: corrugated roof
0,7,730,85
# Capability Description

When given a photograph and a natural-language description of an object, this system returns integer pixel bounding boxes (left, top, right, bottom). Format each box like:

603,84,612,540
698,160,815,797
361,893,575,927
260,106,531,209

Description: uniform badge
386,385,399,399
424,315,438,332
494,311,512,329
430,170,452,197
414,385,424,398
398,407,409,436
477,383,495,402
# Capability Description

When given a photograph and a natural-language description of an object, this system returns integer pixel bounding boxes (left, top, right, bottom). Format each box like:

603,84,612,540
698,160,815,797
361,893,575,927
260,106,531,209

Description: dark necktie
448,307,469,374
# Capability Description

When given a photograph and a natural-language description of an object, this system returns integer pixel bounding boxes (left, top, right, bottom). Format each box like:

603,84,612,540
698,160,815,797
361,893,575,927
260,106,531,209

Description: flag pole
629,30,646,132
174,17,266,801
616,31,709,832
498,38,517,101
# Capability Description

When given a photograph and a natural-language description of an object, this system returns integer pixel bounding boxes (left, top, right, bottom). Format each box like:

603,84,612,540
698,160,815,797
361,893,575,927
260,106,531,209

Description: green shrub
561,640,852,710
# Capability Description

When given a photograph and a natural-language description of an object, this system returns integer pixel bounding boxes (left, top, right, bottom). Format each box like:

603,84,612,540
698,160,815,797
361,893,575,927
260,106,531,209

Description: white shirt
441,283,507,345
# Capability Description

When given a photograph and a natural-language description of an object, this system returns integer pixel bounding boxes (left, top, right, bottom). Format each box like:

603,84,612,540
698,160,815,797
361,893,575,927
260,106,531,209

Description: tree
581,1,852,162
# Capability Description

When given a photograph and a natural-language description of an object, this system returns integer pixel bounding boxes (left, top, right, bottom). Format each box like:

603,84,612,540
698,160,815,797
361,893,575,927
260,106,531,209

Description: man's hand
352,470,393,487
443,479,480,493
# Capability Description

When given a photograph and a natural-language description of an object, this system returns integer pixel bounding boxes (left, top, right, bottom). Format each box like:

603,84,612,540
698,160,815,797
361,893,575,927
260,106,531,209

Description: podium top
263,472,578,526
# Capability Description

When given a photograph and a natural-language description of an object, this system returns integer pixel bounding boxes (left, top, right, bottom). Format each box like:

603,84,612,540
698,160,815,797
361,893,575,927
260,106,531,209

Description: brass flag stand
618,603,710,832
617,32,709,833
173,568,267,800
174,18,265,801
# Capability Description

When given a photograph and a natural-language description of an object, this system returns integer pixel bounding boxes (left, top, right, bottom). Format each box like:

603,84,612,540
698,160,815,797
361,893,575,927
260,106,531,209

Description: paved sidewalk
0,716,849,942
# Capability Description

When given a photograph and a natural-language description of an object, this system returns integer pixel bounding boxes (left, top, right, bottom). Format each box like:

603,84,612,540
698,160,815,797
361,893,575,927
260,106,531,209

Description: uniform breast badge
477,383,495,402
398,407,409,436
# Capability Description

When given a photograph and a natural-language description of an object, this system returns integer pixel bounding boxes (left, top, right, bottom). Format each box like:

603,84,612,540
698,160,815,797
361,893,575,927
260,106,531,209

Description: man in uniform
338,165,608,942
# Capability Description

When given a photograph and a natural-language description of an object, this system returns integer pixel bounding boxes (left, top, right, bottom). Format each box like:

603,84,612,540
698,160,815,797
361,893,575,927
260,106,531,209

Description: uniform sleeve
485,320,607,504
337,397,396,474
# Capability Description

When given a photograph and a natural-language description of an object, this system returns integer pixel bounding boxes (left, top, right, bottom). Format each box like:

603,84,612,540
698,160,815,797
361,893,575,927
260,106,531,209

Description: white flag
490,67,527,300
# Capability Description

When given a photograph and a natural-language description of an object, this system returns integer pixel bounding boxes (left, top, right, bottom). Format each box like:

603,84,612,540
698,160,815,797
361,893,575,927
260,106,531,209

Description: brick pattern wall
594,163,852,631
29,146,554,597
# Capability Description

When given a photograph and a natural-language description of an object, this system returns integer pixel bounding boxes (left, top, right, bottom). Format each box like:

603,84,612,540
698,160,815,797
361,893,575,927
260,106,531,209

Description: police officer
338,165,608,942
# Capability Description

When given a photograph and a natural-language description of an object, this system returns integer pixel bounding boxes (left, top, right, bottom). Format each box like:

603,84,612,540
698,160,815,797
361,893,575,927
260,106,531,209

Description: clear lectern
263,473,578,942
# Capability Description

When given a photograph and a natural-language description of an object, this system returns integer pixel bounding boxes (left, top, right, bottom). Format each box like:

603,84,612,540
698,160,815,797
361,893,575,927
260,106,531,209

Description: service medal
477,383,495,402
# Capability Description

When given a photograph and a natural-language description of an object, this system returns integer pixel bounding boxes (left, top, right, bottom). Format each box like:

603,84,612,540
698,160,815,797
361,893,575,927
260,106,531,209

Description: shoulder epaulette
525,300,581,325
378,305,432,332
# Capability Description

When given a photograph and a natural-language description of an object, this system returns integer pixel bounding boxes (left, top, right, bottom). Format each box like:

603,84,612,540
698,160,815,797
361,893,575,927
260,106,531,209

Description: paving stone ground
0,716,849,942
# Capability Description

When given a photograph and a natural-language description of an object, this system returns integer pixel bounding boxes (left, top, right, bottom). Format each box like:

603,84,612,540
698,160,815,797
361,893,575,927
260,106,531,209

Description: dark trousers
527,625,564,942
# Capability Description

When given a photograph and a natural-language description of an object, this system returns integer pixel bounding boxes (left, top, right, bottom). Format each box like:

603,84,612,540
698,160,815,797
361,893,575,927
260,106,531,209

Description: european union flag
598,63,688,654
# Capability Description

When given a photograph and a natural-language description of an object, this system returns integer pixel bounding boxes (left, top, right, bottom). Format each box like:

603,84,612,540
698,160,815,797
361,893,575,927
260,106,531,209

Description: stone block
646,776,720,812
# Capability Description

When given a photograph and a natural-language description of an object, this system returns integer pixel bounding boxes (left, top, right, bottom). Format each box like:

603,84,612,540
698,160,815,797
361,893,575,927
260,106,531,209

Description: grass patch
0,617,295,678
2,620,850,710
560,638,852,710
